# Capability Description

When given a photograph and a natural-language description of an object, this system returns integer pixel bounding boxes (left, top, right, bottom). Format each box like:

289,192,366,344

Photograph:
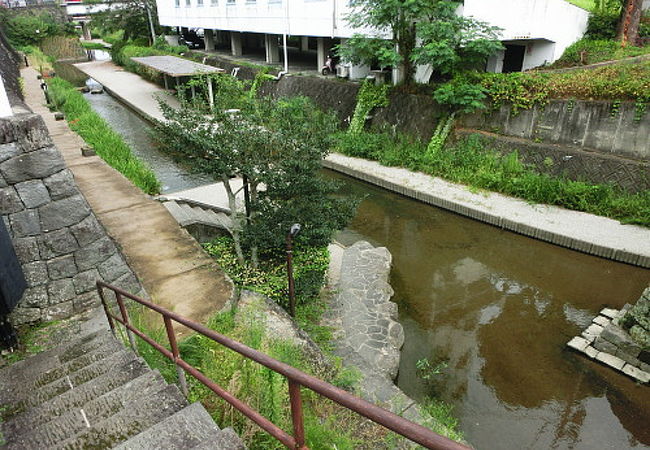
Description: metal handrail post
164,315,189,397
96,283,116,337
288,379,307,449
116,292,138,355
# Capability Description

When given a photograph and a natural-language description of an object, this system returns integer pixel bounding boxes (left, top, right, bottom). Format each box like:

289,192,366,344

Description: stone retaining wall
0,112,142,325
456,130,650,193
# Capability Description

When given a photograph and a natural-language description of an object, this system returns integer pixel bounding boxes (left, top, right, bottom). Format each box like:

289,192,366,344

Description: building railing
96,281,469,450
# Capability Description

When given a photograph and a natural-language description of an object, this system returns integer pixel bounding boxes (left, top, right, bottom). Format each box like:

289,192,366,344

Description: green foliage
335,131,650,227
248,67,274,99
341,0,502,83
80,41,109,50
552,39,650,68
416,358,448,381
91,0,160,44
47,78,160,194
426,114,456,156
586,13,620,40
433,75,486,114
420,399,464,442
40,35,86,61
3,13,63,47
203,237,329,311
18,45,55,74
349,79,390,134
481,62,650,109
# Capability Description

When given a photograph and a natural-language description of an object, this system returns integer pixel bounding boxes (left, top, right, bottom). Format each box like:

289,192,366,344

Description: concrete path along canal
21,67,234,333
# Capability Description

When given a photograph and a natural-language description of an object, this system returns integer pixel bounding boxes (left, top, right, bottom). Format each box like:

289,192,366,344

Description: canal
59,61,650,449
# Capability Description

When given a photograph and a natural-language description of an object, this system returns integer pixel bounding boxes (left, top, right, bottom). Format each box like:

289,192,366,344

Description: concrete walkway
73,60,179,122
21,67,234,333
324,154,650,268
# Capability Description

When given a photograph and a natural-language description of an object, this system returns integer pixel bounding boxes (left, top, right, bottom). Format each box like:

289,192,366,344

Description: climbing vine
426,114,456,156
348,80,390,134
634,100,647,122
249,67,274,99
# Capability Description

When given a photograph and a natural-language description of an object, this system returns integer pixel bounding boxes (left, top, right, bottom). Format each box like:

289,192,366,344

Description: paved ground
21,67,234,335
324,154,650,268
73,60,179,122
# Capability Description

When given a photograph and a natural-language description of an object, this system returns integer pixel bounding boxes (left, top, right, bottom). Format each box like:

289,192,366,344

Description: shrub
586,12,619,40
5,14,59,47
551,39,650,68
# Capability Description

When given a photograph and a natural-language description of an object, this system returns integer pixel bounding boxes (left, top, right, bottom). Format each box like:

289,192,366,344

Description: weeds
47,77,160,194
335,131,650,227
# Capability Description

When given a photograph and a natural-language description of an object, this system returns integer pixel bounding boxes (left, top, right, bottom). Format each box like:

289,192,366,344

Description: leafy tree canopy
338,0,503,83
87,0,159,43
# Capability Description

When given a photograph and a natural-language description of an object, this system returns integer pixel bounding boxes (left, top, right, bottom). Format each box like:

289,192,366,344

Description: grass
80,41,109,50
549,39,650,68
335,130,650,227
18,45,55,75
47,77,161,195
122,237,465,448
565,0,596,11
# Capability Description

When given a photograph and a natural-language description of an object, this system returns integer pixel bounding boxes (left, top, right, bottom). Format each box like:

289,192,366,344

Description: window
226,0,235,4
197,0,203,6
175,0,180,6
185,0,190,5
211,0,217,5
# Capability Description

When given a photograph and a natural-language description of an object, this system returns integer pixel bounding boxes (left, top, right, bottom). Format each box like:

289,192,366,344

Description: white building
155,0,590,79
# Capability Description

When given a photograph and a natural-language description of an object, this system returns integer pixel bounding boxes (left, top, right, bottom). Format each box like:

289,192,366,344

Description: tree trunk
222,176,245,265
397,24,416,85
617,0,643,46
248,180,259,269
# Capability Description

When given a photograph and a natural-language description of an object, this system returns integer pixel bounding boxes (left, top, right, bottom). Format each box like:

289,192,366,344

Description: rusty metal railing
96,281,468,450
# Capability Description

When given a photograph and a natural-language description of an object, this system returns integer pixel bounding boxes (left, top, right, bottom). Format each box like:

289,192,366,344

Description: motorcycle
321,54,336,76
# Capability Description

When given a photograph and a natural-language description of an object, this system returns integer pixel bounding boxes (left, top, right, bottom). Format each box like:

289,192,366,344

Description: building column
204,29,215,51
265,34,280,64
301,36,309,52
316,37,330,70
230,31,243,56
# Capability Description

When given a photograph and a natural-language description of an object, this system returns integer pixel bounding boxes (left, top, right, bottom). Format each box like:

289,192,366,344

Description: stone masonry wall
0,112,141,325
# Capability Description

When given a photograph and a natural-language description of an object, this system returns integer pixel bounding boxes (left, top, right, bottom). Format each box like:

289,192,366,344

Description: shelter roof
130,55,224,77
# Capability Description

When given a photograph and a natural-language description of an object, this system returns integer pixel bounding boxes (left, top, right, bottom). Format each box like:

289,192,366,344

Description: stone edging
567,306,650,384
323,154,650,268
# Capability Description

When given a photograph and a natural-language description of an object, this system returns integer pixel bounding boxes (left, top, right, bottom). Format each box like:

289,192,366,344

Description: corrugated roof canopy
130,55,224,77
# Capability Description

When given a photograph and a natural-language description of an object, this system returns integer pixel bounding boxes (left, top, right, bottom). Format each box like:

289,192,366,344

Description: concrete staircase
162,199,233,243
0,330,245,449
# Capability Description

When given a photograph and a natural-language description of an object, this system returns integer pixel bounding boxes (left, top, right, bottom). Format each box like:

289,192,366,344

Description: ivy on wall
348,80,390,134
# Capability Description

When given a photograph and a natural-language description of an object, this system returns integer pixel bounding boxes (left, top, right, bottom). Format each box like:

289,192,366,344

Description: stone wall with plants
0,112,142,325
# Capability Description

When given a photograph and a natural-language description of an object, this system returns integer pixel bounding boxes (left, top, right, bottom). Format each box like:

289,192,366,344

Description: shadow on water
53,61,212,193
326,170,650,449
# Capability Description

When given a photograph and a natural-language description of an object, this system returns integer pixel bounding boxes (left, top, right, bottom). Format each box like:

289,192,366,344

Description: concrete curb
323,154,650,269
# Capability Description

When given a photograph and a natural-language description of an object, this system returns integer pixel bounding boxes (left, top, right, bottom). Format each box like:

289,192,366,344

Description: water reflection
327,170,650,449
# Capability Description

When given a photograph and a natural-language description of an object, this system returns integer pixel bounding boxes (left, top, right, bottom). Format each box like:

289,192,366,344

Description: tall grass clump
335,131,650,227
47,78,160,194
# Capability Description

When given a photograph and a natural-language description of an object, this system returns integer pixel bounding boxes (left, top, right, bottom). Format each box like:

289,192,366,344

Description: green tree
88,0,159,43
153,75,355,266
338,0,502,84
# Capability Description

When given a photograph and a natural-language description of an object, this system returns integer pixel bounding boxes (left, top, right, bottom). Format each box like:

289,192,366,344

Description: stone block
39,195,90,232
0,146,65,184
47,254,77,280
43,169,77,201
38,228,79,259
600,308,618,319
595,352,626,370
12,236,40,263
70,215,104,247
593,316,610,327
73,269,101,294
14,180,50,208
9,307,41,325
584,323,603,337
73,291,101,312
601,324,640,351
20,286,48,307
74,237,117,271
47,278,76,304
22,261,48,287
584,345,599,359
9,209,40,237
0,142,19,163
615,347,641,365
97,253,130,282
112,271,140,295
567,336,590,352
621,364,650,384
0,186,23,214
43,301,74,321
0,177,6,188
593,336,618,355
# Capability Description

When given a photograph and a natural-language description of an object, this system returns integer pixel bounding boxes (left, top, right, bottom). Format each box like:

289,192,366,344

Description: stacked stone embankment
1,112,142,325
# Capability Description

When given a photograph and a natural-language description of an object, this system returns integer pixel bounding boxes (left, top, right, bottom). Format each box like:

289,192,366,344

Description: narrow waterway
56,61,650,448
54,61,212,193
327,170,650,449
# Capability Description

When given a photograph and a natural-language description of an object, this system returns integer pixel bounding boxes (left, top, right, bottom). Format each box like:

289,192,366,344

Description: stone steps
162,199,233,233
0,330,246,449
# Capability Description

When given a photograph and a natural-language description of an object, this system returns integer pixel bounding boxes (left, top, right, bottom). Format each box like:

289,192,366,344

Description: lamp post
286,223,301,317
